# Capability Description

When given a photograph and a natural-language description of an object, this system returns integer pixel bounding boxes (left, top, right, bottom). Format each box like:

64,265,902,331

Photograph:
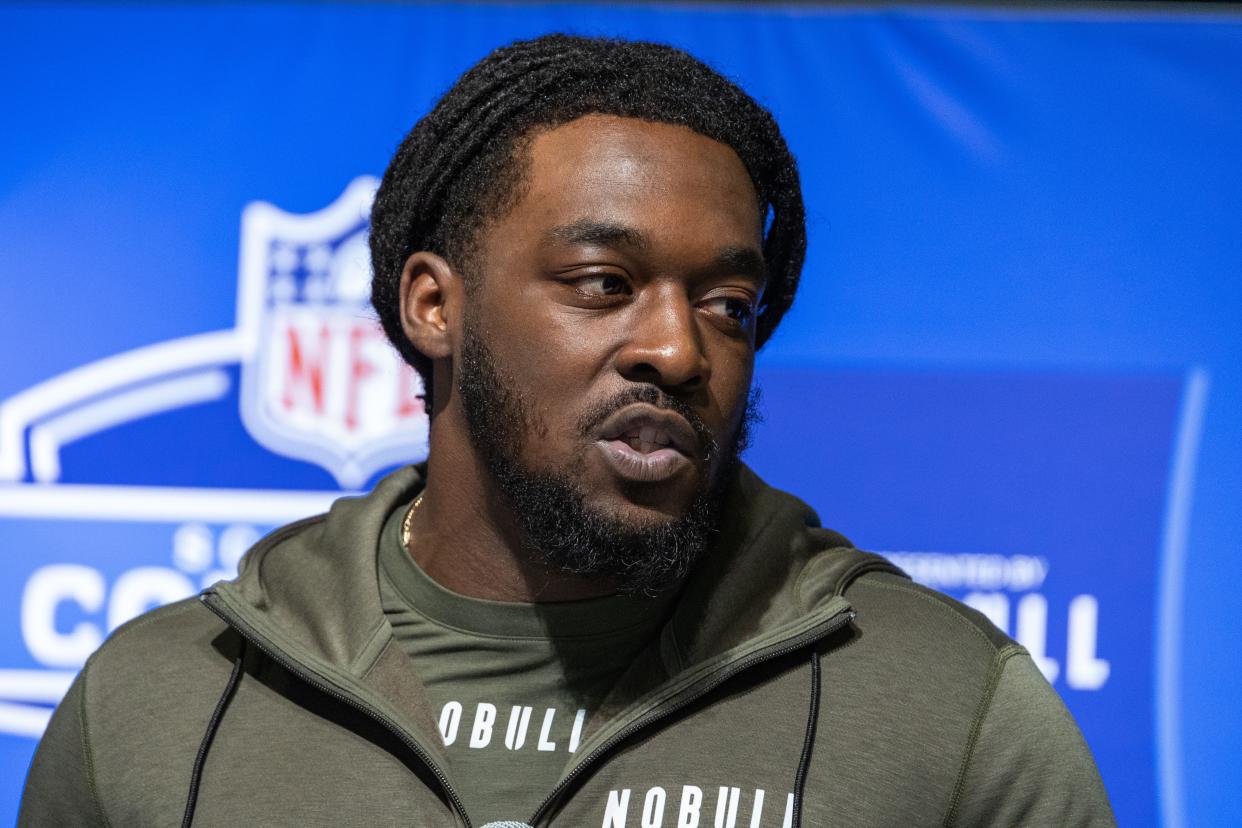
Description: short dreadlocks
370,33,806,394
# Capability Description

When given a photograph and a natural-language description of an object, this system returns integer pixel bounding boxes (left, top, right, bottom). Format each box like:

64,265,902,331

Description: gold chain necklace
400,492,425,548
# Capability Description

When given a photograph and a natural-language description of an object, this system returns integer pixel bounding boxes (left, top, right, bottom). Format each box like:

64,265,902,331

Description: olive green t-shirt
377,506,675,824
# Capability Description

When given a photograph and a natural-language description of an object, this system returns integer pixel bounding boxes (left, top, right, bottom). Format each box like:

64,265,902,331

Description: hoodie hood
204,462,904,825
210,463,901,685
213,466,420,676
662,463,898,671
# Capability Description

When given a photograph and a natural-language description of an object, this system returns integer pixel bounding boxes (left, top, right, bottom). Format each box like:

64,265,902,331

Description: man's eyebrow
546,221,766,286
545,220,649,250
711,245,768,288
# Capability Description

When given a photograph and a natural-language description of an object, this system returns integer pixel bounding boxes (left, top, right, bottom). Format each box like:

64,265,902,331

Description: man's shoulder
100,594,225,651
842,565,1015,654
79,595,235,710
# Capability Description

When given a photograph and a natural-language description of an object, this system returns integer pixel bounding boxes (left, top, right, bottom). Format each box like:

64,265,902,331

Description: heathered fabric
20,464,1116,827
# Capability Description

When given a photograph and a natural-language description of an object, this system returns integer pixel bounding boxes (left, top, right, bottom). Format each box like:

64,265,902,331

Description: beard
456,322,759,596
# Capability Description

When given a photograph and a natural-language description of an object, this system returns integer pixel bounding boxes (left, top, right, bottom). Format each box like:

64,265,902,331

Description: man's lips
595,404,700,458
592,403,701,485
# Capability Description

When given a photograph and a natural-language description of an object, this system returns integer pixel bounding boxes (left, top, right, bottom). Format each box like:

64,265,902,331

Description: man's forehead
512,114,763,243
526,114,756,200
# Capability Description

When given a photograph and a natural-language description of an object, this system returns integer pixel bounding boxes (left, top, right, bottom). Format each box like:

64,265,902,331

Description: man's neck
407,412,618,604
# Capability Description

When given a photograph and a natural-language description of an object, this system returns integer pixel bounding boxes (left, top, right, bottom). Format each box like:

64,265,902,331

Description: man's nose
615,287,711,393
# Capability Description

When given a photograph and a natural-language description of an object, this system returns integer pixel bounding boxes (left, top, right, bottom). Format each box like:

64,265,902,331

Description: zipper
529,605,857,825
199,593,473,828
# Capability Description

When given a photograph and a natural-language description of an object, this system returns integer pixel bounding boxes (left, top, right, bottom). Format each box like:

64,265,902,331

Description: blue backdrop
1,3,1240,825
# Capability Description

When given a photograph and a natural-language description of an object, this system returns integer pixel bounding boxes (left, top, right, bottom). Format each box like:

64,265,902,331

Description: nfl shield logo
237,177,428,487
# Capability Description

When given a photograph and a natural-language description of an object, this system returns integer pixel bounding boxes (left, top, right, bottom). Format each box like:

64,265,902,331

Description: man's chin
585,484,701,527
495,460,720,595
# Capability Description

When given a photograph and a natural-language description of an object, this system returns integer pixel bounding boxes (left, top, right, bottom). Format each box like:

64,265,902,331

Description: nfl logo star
237,177,428,488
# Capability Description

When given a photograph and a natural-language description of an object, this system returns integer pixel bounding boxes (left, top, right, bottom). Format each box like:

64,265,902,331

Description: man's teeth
620,426,672,453
640,426,670,446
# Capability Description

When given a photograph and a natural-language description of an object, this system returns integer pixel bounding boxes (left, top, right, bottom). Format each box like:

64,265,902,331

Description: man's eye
574,274,631,296
702,296,756,324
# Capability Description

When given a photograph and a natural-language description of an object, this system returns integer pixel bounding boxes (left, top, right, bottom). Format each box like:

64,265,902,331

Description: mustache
578,386,719,462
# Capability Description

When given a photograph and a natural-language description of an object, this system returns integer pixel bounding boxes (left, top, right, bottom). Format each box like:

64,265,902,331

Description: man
21,34,1114,827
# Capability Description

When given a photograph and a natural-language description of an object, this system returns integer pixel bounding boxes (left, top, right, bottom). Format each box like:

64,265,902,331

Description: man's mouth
598,404,699,455
594,404,700,483
615,425,673,454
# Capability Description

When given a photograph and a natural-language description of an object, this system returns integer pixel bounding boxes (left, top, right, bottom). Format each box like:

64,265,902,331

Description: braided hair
370,33,806,395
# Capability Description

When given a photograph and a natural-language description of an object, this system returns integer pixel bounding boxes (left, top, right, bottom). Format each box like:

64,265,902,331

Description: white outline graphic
0,484,343,524
0,671,76,739
0,331,242,483
29,370,231,483
1156,367,1210,828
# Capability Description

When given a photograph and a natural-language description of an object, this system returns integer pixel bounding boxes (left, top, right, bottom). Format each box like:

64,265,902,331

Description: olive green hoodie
20,465,1114,827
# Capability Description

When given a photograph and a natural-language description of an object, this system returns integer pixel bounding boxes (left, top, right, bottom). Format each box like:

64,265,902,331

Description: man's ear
398,251,462,359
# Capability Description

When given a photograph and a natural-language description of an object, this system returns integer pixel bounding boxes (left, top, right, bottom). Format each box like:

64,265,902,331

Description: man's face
453,114,765,591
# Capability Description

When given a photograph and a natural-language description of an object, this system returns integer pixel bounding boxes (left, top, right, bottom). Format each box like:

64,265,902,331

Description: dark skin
397,114,765,602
